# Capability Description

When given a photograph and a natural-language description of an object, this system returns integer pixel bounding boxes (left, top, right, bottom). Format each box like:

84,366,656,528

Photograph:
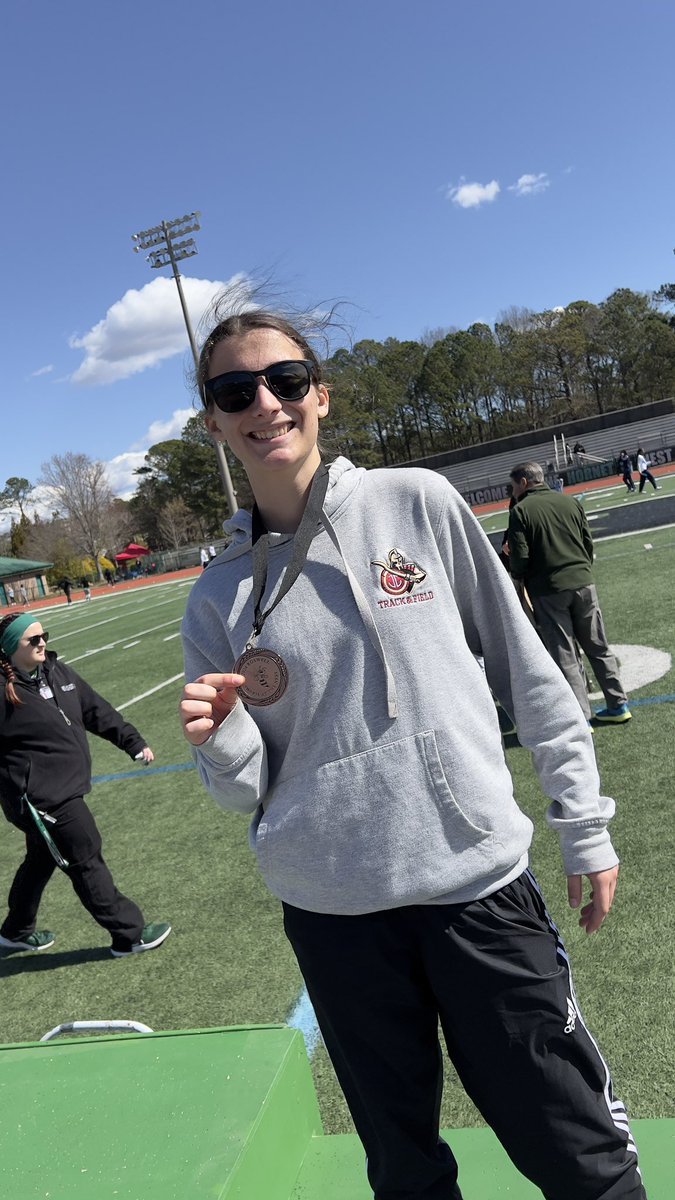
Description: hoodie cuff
558,824,619,877
196,700,260,770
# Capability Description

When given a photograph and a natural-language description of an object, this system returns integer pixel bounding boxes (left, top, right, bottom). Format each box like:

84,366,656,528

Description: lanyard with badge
234,464,329,707
37,669,71,725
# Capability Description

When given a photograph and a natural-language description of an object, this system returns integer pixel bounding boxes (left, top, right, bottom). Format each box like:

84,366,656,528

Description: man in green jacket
507,462,631,724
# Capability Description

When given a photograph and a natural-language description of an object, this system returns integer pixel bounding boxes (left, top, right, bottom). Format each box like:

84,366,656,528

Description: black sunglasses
204,359,315,413
26,632,49,646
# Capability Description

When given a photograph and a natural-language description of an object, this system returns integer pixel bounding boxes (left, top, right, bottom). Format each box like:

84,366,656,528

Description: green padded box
0,1024,321,1199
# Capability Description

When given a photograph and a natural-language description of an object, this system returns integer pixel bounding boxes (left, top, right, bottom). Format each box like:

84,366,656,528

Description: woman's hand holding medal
179,673,246,745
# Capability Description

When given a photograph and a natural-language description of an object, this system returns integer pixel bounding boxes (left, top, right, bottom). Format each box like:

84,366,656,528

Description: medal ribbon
247,463,330,644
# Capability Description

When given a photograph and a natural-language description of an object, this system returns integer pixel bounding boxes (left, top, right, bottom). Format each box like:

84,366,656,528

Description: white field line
64,617,182,663
123,641,141,649
29,576,195,621
476,477,674,526
118,673,185,710
163,632,181,641
49,594,183,642
594,521,675,544
48,579,192,619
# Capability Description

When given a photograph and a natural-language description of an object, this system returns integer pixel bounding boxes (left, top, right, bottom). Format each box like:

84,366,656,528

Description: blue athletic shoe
594,703,631,724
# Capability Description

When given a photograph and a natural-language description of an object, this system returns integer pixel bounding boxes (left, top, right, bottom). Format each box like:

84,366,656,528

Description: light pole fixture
131,212,238,516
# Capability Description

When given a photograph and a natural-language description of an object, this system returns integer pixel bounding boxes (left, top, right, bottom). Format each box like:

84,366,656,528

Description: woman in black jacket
0,612,170,957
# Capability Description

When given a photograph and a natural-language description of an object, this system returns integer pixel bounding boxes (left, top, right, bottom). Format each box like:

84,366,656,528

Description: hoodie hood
219,457,366,560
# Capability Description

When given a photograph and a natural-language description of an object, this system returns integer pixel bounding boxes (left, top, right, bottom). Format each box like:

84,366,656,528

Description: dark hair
0,614,23,707
197,309,323,409
509,461,544,485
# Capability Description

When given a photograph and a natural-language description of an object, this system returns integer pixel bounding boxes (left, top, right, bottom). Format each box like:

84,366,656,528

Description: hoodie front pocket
255,730,495,912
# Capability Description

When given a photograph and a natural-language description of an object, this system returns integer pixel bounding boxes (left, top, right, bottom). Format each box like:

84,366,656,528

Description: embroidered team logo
564,997,577,1034
371,548,428,596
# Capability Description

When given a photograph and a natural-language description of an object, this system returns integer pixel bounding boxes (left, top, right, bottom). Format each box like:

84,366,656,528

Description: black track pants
283,871,645,1200
1,796,144,951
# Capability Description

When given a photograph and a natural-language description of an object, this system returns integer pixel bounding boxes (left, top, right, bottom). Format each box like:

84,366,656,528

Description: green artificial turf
1,536,673,1137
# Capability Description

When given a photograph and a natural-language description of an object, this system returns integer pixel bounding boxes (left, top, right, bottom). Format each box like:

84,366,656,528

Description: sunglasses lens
28,632,48,646
266,361,311,401
209,374,257,413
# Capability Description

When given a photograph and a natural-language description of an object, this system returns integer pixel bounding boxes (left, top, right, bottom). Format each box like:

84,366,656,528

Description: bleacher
397,398,675,500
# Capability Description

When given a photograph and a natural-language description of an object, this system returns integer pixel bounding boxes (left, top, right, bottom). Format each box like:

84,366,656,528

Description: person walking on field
636,447,658,493
179,305,644,1200
618,450,636,493
6,584,16,606
0,613,171,957
508,462,631,725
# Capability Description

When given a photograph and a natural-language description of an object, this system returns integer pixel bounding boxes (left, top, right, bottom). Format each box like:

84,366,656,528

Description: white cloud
104,451,152,499
31,364,54,377
0,411,200,527
129,407,195,452
447,179,500,209
69,273,249,386
508,172,550,196
105,407,196,498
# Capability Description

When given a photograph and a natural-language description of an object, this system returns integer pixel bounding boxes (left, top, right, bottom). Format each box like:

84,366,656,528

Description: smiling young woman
179,301,645,1200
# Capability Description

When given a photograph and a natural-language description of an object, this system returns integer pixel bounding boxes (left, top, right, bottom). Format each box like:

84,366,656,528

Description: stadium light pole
131,212,238,516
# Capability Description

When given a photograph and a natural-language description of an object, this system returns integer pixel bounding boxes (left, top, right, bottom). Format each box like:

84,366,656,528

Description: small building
0,556,54,607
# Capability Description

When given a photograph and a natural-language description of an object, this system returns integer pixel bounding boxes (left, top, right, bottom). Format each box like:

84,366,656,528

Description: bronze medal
234,646,289,707
236,465,328,708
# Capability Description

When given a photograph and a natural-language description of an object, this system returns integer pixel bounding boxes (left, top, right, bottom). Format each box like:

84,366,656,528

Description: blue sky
2,0,673,511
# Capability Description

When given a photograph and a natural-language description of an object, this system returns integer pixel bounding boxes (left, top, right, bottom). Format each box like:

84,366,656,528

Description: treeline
125,285,675,545
3,286,674,562
323,287,675,467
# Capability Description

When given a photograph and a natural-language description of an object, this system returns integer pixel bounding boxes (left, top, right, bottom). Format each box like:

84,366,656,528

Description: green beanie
0,613,39,658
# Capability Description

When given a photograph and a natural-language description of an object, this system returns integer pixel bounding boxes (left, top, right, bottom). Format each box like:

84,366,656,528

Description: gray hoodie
182,458,617,914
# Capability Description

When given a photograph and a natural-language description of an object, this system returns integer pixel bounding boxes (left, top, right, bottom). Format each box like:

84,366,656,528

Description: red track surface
1,566,201,617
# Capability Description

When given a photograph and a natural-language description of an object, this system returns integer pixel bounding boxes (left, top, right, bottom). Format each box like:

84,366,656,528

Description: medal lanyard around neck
248,464,330,645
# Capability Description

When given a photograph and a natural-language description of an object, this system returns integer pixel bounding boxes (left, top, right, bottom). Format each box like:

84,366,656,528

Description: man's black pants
1,796,144,952
283,871,645,1200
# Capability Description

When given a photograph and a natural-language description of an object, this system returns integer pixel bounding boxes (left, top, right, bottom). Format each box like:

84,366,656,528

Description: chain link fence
121,538,230,578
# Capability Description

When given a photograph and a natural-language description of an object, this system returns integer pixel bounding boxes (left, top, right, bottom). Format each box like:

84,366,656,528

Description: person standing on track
0,612,171,958
618,450,636,493
636,448,658,493
179,304,644,1200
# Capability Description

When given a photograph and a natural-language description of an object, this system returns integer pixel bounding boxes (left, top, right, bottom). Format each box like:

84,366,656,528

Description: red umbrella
114,552,137,562
123,542,150,556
